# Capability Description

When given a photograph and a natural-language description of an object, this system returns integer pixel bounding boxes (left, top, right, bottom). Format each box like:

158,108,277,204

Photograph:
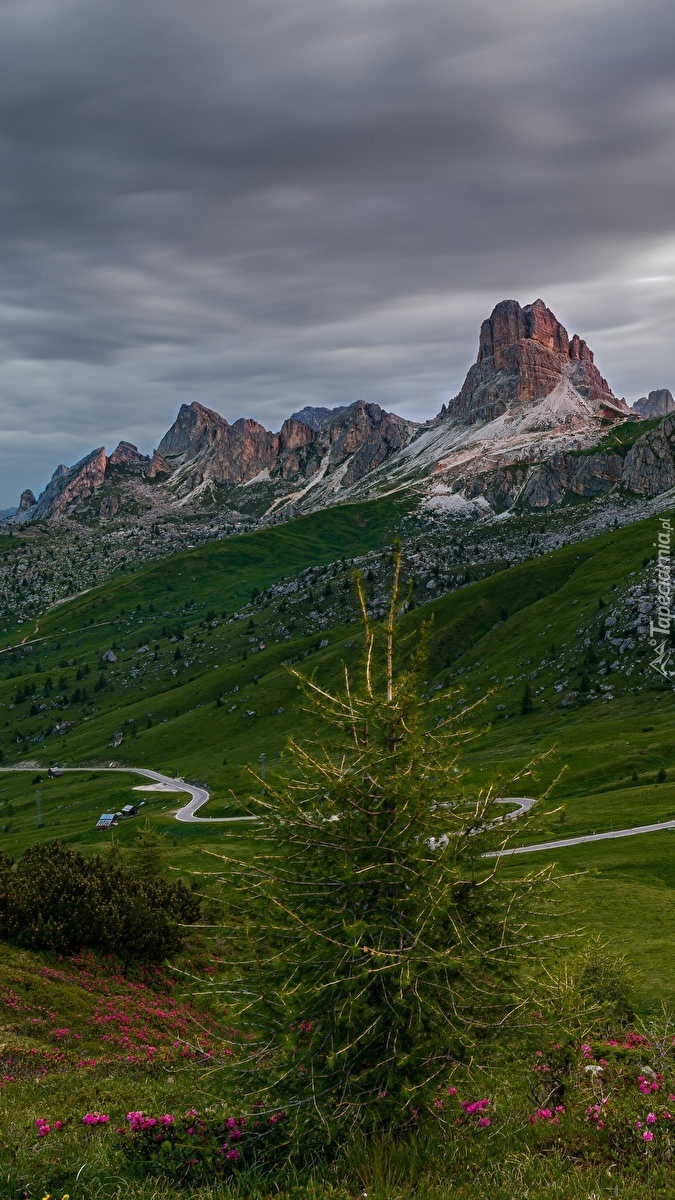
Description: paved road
0,765,257,824
493,797,536,821
4,768,675,853
485,819,675,857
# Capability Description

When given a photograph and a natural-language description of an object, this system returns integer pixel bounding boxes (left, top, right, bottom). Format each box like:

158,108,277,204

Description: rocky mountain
8,399,419,525
6,297,675,530
441,298,631,424
348,300,638,515
154,398,419,507
289,405,349,431
633,389,675,418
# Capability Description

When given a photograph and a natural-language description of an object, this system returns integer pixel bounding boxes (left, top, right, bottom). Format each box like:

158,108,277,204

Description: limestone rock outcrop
444,299,630,424
519,452,624,508
145,449,173,479
17,489,36,513
24,448,108,521
100,494,120,519
158,402,279,488
326,400,415,487
622,414,675,496
633,389,675,418
513,415,675,507
107,441,150,469
159,399,419,495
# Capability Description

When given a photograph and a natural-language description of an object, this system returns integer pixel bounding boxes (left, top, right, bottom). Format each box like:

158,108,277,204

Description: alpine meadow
1,2,675,1196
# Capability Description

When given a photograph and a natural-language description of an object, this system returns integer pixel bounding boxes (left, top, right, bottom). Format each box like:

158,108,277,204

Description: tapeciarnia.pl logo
649,516,674,682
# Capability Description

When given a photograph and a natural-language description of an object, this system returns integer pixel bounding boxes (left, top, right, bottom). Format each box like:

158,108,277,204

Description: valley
0,487,673,1008
1,296,675,1197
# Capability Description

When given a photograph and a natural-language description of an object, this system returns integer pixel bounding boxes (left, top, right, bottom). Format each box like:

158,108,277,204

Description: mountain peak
447,298,628,425
633,389,675,418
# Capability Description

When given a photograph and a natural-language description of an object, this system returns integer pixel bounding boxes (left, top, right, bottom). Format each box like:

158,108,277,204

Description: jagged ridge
6,298,675,527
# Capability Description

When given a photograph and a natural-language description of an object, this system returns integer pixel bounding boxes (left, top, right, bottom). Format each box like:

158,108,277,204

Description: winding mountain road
1,767,674,853
0,765,257,824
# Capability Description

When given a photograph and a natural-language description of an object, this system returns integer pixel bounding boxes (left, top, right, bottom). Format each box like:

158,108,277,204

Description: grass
0,501,672,986
568,415,663,457
0,495,673,1195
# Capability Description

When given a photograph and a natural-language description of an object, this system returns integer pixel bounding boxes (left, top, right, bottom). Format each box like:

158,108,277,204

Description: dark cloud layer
1,0,675,503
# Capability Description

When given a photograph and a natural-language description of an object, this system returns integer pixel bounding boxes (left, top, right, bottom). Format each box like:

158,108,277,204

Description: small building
47,767,63,778
96,813,118,829
120,804,138,817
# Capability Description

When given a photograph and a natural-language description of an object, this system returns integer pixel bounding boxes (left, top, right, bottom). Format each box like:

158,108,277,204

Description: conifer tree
214,545,548,1138
131,817,166,881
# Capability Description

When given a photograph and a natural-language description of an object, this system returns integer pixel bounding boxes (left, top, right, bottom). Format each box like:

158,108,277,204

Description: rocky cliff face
107,441,150,469
158,402,279,490
505,414,675,508
159,398,418,498
21,448,109,522
444,299,629,424
17,489,36,513
633,389,675,418
145,449,173,479
518,452,624,508
326,400,416,486
290,405,348,432
622,414,675,495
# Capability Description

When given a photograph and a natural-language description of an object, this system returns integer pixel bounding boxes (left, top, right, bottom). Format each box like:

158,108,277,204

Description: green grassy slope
0,496,673,1005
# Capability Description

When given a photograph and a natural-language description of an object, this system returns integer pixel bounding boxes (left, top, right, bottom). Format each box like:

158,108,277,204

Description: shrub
0,841,199,960
119,1107,286,1181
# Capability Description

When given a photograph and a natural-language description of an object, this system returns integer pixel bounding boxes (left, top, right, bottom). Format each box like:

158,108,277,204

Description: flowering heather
0,950,220,1080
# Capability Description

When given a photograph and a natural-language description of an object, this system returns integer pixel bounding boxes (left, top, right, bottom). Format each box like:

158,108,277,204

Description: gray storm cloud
0,0,674,504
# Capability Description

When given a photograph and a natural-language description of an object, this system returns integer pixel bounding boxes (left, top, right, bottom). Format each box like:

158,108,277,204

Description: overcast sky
1,0,674,505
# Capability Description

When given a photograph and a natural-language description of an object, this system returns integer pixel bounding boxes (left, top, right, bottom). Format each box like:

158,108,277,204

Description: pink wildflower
638,1075,659,1095
447,1086,457,1095
226,1148,240,1161
581,1043,593,1059
647,1113,657,1125
461,1098,490,1116
643,1130,654,1142
478,1117,490,1127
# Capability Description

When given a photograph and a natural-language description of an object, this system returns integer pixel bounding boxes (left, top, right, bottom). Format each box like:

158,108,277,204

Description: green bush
0,840,200,960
